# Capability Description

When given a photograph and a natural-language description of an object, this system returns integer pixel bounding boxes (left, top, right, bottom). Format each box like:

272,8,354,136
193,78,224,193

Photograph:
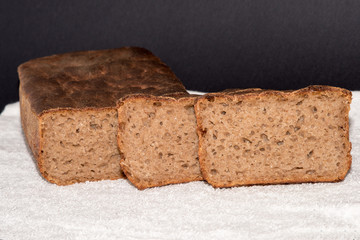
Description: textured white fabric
0,91,359,240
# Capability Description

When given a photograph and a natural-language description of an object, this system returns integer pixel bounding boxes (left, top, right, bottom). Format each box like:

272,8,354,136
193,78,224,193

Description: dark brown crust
117,94,202,190
205,85,351,99
116,92,193,107
18,47,187,115
18,47,187,185
194,85,352,188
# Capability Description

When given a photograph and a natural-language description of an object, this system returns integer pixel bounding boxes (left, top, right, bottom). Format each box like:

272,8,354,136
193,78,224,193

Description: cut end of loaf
117,95,202,189
39,109,125,185
18,47,189,186
195,86,352,188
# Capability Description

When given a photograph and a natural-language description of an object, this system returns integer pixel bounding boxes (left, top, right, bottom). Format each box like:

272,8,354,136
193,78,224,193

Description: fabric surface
0,91,359,240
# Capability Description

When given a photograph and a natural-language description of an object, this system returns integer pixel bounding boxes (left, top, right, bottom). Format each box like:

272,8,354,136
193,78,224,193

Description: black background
1,0,360,112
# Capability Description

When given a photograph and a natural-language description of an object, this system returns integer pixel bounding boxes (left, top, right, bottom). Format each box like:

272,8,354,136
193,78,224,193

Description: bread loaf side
18,47,187,185
195,86,352,188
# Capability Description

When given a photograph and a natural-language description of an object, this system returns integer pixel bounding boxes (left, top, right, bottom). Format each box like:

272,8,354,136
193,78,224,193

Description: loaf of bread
195,86,352,188
18,47,187,185
117,94,202,189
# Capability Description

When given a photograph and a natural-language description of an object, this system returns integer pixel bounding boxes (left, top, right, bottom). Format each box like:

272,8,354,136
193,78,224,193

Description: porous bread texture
18,47,188,185
117,95,202,189
20,89,123,185
195,86,352,188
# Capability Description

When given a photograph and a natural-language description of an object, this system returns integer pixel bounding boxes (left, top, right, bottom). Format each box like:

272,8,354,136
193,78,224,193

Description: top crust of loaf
116,92,194,107
201,85,351,100
18,47,187,115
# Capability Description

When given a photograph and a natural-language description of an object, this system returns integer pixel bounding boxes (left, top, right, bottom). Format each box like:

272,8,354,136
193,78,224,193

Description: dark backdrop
1,0,360,112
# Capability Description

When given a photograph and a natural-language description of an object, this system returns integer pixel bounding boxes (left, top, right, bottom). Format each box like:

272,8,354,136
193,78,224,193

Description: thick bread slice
117,94,202,189
195,85,352,188
18,47,187,185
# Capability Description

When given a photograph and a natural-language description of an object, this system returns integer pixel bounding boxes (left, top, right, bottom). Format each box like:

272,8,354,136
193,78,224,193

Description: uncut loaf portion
195,86,352,188
117,94,202,190
18,47,188,185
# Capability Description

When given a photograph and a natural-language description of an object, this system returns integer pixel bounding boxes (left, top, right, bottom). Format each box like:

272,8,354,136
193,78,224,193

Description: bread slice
195,86,352,188
18,47,187,185
117,94,202,189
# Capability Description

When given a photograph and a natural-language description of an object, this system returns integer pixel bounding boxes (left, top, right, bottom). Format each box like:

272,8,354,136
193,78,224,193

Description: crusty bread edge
117,94,203,190
194,85,352,188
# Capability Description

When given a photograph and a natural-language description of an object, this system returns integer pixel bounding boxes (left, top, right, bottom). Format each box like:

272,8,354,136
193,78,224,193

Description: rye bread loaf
18,47,187,185
195,86,352,188
117,94,202,189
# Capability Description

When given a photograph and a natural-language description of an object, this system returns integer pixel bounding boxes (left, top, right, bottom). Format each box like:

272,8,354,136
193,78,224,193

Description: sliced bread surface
195,86,352,188
117,94,202,189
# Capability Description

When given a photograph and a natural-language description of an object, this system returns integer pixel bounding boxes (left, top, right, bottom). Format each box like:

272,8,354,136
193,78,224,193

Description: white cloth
0,91,359,240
